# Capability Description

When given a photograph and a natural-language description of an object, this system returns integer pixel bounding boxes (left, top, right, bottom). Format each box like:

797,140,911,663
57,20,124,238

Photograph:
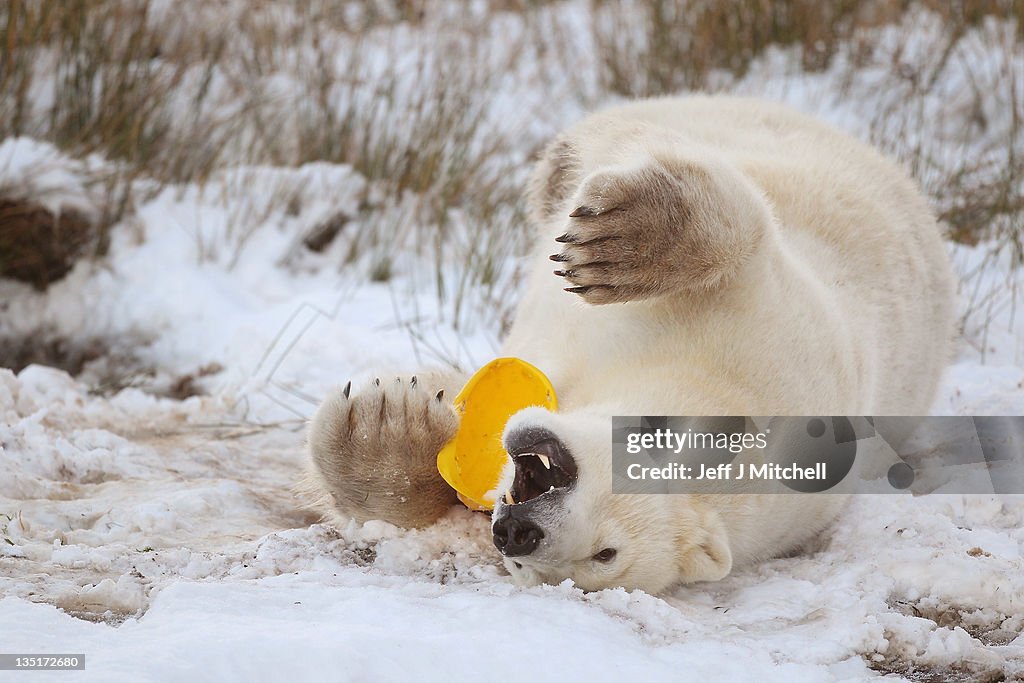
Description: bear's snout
492,510,544,556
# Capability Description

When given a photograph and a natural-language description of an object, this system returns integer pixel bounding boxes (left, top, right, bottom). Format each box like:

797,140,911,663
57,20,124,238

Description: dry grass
1,0,532,314
586,0,1022,241
1,0,1021,333
591,0,1021,95
2,1,221,182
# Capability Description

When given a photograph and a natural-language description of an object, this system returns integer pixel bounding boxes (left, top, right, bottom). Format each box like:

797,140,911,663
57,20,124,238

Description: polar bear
305,96,956,593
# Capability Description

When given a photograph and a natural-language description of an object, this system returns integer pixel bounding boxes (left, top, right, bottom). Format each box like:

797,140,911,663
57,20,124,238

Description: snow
0,138,104,218
1,5,1023,682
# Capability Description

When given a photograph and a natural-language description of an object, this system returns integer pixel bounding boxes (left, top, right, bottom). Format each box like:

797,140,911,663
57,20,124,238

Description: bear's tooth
548,486,554,492
536,454,551,469
505,491,516,505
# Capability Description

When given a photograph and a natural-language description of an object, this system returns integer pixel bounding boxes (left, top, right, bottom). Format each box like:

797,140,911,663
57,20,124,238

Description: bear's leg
550,154,772,305
304,370,467,528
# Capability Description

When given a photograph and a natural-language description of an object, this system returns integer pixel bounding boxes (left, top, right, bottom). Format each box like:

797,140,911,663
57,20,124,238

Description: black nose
493,515,544,556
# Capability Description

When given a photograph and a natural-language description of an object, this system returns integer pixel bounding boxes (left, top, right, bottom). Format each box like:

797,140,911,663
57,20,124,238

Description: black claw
553,269,575,278
565,286,591,295
569,205,600,217
435,390,445,402
374,377,380,386
342,380,351,398
554,233,578,244
411,375,418,387
549,253,571,263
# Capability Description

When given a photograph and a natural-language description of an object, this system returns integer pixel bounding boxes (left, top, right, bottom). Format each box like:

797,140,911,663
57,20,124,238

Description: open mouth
503,436,578,505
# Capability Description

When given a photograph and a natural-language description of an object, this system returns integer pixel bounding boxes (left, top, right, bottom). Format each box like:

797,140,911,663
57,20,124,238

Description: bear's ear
675,505,733,583
526,137,580,225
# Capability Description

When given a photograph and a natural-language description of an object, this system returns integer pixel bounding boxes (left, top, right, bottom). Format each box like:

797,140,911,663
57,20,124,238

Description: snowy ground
1,272,1022,682
1,176,1022,683
2,5,1024,682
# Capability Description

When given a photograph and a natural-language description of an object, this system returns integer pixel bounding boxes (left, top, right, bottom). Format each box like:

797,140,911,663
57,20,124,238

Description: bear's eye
592,548,617,563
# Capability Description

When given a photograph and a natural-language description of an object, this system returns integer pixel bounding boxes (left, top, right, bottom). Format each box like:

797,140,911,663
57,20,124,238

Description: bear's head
491,407,733,593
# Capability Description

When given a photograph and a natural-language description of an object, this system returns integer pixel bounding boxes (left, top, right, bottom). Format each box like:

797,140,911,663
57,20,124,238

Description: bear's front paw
307,376,459,528
551,159,763,303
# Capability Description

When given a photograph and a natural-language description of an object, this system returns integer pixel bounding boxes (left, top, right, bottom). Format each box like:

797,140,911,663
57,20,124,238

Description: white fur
492,96,956,593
